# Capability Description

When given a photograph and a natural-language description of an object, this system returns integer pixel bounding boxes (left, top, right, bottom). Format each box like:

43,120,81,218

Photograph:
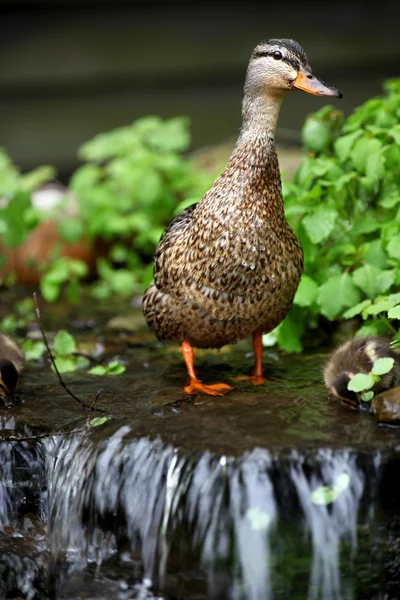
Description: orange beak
292,66,343,98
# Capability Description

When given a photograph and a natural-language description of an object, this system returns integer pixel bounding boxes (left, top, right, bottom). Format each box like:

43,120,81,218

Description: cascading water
0,417,48,599
46,423,384,600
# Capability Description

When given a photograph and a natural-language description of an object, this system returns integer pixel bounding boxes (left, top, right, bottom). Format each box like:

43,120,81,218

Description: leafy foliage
51,330,88,374
269,80,400,351
68,116,217,299
0,298,36,333
88,360,126,376
347,356,395,402
0,149,55,254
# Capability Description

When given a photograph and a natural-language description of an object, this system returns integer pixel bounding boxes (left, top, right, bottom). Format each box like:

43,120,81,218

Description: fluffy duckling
324,336,400,408
142,38,342,396
0,333,24,400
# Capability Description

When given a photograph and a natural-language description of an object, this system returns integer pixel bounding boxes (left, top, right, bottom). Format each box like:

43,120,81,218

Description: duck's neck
219,91,285,217
239,91,283,143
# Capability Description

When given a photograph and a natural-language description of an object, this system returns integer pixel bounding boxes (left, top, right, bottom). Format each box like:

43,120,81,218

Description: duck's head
247,38,342,99
0,359,19,399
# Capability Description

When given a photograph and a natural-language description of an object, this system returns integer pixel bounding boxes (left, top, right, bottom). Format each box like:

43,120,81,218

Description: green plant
0,298,36,333
50,330,125,376
51,330,89,374
264,79,400,352
21,339,46,361
0,149,55,260
68,115,217,299
0,117,218,303
88,360,126,376
347,356,395,402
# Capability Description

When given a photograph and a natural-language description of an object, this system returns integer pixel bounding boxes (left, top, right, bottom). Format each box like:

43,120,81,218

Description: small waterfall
47,424,381,599
290,450,364,600
0,417,47,600
0,416,45,528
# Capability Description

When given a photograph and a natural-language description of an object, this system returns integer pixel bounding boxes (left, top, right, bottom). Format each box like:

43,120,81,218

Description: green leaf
147,117,190,152
355,320,389,338
53,356,78,374
311,473,350,506
88,365,108,376
387,235,400,260
334,130,362,162
262,329,279,348
276,308,305,353
352,265,395,298
371,357,395,376
388,305,400,319
362,240,388,269
301,118,331,153
343,300,372,319
40,281,61,303
389,124,400,144
59,218,84,243
246,507,271,531
21,339,45,361
293,275,319,307
136,169,163,204
364,298,396,317
53,330,76,356
89,416,109,427
350,137,382,174
302,206,338,244
20,165,56,192
361,391,374,402
107,360,126,375
317,273,361,320
365,151,385,182
348,373,375,392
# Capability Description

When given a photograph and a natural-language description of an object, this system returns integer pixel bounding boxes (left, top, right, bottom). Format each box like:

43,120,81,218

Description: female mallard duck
0,333,24,400
142,38,342,396
324,336,400,408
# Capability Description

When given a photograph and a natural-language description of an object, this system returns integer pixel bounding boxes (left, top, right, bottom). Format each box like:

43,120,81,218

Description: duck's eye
273,50,282,60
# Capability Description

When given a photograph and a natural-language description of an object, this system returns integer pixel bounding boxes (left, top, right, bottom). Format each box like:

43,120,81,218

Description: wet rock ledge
0,298,399,599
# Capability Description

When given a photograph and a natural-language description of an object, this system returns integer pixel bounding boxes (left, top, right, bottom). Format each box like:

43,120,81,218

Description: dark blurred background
1,0,399,181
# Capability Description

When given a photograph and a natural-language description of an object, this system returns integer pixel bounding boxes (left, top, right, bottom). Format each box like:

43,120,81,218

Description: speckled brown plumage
143,137,303,348
142,38,341,393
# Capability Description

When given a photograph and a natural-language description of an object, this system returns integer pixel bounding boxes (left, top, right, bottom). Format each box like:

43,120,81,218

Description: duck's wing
153,202,197,288
153,198,269,320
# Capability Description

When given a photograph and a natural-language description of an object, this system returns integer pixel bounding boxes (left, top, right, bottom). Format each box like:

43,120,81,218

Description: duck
323,336,400,408
0,333,24,400
142,38,342,396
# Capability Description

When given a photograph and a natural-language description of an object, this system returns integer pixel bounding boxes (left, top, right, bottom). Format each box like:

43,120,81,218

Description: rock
371,386,400,423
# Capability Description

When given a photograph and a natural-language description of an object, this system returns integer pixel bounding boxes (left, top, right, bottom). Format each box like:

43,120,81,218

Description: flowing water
0,299,399,598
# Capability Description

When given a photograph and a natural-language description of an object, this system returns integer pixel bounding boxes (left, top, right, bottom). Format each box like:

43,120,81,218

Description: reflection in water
47,426,380,599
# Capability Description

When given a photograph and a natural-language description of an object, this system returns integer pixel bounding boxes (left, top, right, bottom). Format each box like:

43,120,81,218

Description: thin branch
0,426,87,443
33,292,105,413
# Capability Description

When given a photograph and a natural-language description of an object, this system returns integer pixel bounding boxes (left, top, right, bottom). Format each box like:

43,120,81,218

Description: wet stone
371,386,400,423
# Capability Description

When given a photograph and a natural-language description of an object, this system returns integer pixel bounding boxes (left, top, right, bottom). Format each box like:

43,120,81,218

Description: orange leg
234,330,267,386
181,341,234,396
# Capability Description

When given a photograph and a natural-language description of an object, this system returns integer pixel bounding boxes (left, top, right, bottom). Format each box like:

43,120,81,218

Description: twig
90,390,102,412
0,426,87,443
33,292,105,414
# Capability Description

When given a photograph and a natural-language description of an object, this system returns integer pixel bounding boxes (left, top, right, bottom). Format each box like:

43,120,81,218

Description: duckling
142,38,342,396
324,336,400,408
0,333,24,400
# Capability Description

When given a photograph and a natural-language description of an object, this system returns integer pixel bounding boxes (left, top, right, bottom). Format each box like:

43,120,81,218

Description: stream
0,295,399,599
